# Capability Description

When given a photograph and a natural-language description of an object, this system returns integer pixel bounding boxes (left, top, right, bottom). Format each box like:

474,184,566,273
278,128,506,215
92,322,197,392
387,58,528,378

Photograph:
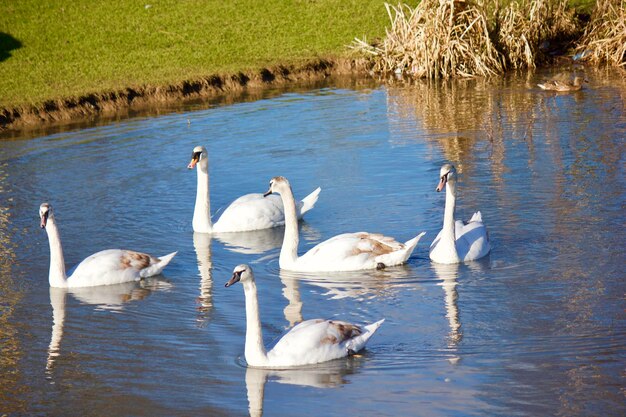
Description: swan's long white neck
441,180,460,260
193,157,213,233
243,280,269,366
44,216,68,288
277,185,299,268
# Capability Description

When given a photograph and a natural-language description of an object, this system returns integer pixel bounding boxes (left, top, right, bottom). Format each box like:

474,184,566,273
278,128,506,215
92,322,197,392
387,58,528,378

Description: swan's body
225,264,384,368
188,146,321,233
429,164,490,264
39,203,176,288
265,176,425,272
537,76,584,92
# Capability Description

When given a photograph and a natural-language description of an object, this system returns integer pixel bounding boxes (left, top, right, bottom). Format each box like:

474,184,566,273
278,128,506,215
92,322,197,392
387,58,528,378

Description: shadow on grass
0,32,22,62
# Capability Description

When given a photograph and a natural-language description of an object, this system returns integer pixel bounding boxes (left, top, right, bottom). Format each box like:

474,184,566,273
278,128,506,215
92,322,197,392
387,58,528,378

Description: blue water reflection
0,68,624,416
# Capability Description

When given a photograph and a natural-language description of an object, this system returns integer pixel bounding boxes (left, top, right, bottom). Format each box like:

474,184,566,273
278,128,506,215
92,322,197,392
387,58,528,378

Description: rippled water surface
1,69,624,416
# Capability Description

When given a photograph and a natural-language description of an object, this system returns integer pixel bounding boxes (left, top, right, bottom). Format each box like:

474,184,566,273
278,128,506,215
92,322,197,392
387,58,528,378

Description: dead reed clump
352,0,505,79
574,0,626,67
494,0,579,69
353,0,582,78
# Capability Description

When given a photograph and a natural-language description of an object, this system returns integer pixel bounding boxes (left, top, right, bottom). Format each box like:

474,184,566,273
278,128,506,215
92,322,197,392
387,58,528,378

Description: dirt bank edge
0,58,371,131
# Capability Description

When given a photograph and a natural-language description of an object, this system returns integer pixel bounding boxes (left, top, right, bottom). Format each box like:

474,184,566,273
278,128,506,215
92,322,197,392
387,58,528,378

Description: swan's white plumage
429,164,491,264
293,231,425,272
266,318,385,366
226,264,384,368
266,176,424,272
39,203,176,288
189,146,321,233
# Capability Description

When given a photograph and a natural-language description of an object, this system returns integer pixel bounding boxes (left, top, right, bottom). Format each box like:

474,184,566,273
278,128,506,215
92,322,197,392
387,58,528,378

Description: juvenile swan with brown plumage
225,264,384,368
39,203,177,288
264,176,425,272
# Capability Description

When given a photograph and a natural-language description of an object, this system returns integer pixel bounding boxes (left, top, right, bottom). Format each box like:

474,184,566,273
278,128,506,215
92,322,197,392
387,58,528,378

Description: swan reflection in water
193,232,213,324
431,263,462,347
216,223,321,255
431,259,489,353
245,358,362,417
46,278,171,378
213,227,284,255
278,265,416,329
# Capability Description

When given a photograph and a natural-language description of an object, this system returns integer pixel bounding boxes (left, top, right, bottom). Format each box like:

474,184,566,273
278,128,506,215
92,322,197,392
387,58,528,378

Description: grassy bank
0,0,393,109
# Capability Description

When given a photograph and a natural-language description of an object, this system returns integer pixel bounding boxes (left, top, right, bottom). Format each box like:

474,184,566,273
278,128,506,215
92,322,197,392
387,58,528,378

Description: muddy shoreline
0,58,373,134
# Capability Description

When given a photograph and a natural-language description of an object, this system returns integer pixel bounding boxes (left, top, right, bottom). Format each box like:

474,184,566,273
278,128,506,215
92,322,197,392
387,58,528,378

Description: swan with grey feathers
225,264,384,368
188,146,321,233
39,203,177,288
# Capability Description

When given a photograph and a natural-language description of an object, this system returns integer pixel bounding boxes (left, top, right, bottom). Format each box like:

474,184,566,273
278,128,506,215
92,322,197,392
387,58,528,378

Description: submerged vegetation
353,0,623,78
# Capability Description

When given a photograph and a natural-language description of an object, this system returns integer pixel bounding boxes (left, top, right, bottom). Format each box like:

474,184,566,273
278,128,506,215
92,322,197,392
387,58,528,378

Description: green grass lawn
0,0,392,108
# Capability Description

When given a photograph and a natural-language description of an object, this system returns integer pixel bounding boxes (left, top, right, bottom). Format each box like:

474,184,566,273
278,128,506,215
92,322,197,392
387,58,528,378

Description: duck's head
39,203,53,228
188,145,208,169
225,264,254,287
436,163,457,192
263,176,290,197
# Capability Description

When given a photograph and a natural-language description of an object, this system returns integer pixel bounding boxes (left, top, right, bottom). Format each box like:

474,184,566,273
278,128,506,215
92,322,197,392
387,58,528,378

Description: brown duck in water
537,76,585,92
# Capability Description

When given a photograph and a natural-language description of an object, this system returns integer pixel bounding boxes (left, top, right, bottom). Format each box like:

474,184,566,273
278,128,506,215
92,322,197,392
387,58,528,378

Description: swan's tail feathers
158,251,178,266
299,187,322,216
404,231,426,252
346,319,385,353
469,211,483,223
376,232,425,267
141,251,177,278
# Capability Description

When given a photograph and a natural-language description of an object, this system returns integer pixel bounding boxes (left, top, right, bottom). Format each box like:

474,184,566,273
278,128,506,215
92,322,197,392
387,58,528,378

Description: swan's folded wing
456,219,491,262
304,232,402,259
269,319,362,357
68,249,145,286
214,193,285,231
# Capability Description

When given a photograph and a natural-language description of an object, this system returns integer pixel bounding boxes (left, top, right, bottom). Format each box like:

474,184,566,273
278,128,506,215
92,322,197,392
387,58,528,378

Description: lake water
1,68,624,416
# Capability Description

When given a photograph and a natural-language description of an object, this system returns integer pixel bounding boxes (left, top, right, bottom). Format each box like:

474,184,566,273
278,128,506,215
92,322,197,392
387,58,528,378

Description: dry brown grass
574,0,626,67
353,0,580,78
495,0,578,69
352,1,505,78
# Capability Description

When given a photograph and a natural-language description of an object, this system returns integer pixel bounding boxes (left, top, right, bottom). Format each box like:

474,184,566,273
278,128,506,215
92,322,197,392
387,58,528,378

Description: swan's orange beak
436,175,447,192
188,150,202,169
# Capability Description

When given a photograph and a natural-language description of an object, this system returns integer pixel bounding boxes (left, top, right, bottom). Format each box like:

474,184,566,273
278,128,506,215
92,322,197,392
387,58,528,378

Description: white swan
429,164,491,264
188,146,321,233
39,203,177,288
225,264,384,368
264,176,425,272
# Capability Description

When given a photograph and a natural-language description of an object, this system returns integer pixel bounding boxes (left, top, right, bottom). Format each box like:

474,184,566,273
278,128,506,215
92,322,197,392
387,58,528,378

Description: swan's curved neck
193,158,213,233
243,280,268,366
277,185,299,267
45,217,68,288
441,181,459,256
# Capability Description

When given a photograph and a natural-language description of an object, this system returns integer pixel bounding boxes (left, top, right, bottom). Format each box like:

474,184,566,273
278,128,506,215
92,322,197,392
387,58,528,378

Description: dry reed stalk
494,0,578,69
352,0,505,79
575,0,626,67
353,0,581,78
